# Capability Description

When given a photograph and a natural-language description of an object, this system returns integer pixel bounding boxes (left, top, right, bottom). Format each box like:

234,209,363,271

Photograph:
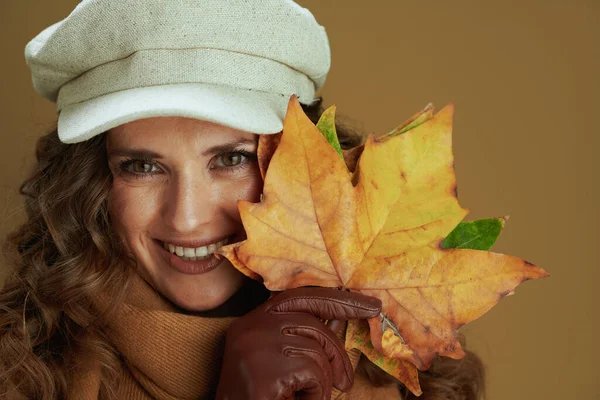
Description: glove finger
266,287,381,320
279,344,331,400
282,314,354,391
283,335,334,397
217,336,329,400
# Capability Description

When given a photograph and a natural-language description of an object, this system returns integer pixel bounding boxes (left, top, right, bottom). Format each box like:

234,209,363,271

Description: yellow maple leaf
219,95,548,395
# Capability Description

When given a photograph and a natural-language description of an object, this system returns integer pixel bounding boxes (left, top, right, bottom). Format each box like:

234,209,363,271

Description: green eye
219,153,244,167
131,161,157,173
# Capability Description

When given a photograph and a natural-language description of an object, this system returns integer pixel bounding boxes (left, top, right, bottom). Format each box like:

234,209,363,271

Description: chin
170,287,237,312
161,266,247,313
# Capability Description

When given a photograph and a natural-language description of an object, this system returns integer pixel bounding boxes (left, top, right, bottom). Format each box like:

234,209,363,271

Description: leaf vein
391,289,447,343
251,211,326,253
455,225,495,248
301,122,340,280
247,254,338,277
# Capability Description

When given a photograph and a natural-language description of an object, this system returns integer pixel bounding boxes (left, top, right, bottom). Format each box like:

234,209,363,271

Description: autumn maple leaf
218,95,549,395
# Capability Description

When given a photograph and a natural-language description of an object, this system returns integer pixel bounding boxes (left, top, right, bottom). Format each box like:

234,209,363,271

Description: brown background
1,1,598,399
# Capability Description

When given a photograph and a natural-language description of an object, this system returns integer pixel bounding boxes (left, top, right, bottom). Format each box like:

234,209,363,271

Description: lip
153,233,242,275
154,238,222,275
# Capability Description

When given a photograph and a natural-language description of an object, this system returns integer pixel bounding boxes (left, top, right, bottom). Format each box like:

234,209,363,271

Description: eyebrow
107,138,257,159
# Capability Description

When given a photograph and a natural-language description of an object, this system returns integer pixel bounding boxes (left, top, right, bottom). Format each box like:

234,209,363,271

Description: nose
161,171,218,233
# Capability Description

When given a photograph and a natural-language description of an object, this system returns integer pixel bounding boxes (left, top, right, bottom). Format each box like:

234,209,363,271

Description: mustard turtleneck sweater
69,273,403,399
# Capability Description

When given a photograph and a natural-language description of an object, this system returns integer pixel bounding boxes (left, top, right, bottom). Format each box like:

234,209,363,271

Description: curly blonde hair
0,100,486,399
0,128,136,399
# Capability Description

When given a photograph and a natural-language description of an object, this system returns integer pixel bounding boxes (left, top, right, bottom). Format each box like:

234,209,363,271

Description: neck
174,277,270,318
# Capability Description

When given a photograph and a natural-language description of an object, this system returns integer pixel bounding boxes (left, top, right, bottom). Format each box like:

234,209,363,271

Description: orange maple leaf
219,95,548,395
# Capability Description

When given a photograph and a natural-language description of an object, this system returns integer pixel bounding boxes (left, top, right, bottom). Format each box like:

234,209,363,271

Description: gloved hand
215,287,382,400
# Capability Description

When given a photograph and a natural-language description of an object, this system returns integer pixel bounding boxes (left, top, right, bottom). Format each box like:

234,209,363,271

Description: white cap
24,0,331,143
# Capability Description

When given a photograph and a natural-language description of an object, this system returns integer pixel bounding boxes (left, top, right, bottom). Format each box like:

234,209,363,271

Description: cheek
108,182,160,238
220,171,263,219
238,173,263,202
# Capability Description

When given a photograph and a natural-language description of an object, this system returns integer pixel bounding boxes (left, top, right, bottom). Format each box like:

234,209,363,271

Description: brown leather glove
215,287,382,400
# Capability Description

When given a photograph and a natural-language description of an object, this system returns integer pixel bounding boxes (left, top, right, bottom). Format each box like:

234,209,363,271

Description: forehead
107,116,257,147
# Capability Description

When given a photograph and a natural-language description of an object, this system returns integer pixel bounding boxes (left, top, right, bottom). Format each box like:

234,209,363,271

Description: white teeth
183,248,195,257
163,238,230,260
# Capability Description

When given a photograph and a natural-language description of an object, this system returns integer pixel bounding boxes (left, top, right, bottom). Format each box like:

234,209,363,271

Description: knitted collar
70,272,359,399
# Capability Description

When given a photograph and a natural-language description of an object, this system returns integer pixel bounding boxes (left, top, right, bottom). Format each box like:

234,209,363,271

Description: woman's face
106,116,263,312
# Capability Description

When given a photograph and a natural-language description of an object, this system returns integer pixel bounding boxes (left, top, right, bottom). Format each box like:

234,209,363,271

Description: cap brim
58,83,289,144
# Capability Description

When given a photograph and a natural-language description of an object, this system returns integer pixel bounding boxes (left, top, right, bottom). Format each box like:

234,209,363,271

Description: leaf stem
381,312,406,344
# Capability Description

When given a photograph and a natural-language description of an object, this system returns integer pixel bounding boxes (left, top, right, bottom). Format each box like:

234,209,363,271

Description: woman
0,1,485,399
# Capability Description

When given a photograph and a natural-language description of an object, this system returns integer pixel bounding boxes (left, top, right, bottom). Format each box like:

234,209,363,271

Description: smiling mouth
157,233,244,262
